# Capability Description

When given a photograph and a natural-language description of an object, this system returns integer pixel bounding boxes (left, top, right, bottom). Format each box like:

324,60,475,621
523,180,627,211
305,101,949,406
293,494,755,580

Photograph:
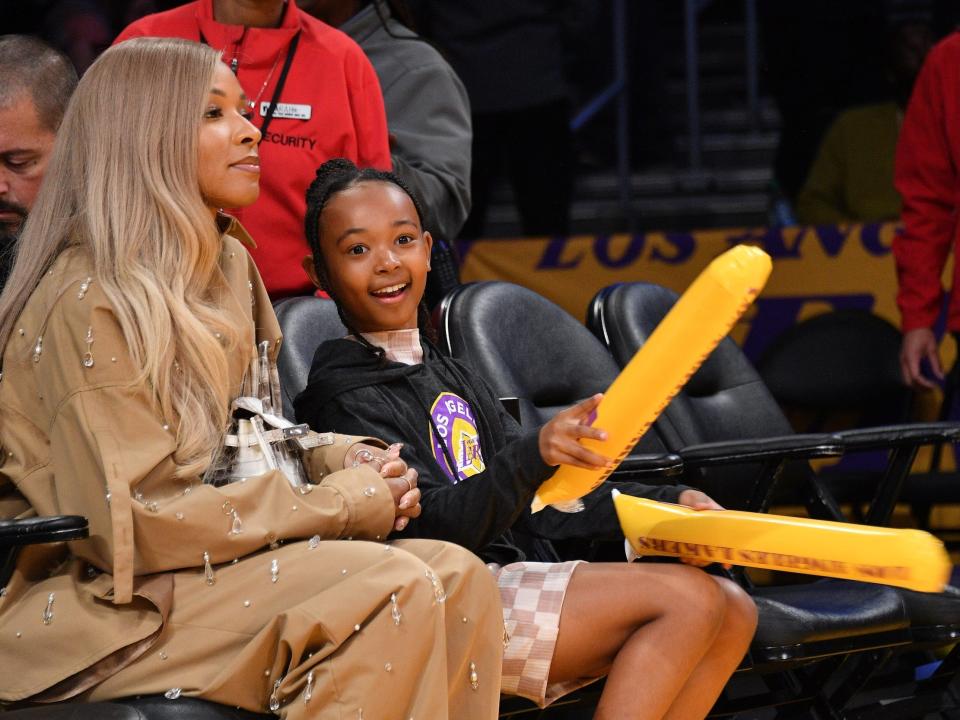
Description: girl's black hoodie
294,337,689,565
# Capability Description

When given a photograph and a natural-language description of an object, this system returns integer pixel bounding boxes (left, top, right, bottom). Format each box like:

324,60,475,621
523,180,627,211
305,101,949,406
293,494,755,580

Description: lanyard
198,28,303,138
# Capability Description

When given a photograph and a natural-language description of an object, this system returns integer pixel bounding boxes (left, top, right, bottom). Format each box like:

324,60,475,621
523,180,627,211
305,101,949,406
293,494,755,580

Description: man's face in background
0,91,57,237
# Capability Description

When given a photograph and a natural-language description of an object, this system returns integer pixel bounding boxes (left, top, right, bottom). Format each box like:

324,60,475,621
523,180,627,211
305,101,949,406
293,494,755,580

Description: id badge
260,102,312,120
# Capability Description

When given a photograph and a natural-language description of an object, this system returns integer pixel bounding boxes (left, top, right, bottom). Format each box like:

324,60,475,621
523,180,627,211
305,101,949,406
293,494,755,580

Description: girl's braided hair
304,158,435,362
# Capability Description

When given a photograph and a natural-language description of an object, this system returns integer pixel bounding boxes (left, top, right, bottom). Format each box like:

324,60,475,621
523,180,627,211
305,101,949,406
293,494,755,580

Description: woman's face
198,62,261,213
318,181,432,333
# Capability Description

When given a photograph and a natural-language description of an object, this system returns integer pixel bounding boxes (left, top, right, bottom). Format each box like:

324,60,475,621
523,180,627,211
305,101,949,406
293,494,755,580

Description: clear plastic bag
205,341,332,488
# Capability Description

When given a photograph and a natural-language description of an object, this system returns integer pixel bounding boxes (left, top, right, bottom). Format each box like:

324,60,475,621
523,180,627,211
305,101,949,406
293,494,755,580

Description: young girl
295,158,759,719
0,40,504,719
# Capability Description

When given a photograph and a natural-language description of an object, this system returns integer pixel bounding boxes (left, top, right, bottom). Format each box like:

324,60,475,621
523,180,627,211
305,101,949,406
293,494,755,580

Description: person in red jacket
115,0,391,299
894,31,960,389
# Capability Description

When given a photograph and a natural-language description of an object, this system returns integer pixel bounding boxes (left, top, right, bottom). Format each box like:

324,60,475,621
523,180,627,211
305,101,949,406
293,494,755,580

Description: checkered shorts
493,559,600,706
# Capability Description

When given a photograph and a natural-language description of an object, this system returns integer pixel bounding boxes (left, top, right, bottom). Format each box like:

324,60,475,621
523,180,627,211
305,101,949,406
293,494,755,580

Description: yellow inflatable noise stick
530,244,772,513
612,491,950,593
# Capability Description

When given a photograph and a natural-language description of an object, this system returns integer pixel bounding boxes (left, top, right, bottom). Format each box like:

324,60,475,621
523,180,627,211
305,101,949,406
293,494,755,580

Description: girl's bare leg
548,562,740,720
661,575,757,719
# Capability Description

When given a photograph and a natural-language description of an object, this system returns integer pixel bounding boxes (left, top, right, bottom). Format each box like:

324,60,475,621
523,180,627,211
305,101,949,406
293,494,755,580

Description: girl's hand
677,489,726,567
539,393,612,469
677,489,723,512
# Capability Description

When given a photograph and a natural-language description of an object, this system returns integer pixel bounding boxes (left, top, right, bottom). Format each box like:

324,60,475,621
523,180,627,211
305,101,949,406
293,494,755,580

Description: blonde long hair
0,38,242,477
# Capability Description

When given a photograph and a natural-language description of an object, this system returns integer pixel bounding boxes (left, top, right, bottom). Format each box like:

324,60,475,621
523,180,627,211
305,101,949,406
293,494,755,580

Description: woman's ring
351,448,376,468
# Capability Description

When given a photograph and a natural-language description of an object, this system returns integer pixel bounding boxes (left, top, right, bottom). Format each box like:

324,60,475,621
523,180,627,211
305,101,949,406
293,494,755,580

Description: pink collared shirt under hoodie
357,329,423,365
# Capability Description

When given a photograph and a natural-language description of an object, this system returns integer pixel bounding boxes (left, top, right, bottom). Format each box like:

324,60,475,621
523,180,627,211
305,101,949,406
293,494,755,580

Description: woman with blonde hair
0,37,503,718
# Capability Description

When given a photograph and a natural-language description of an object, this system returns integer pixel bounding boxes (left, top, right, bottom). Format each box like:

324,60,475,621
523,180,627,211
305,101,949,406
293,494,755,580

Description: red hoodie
894,32,960,332
115,0,391,298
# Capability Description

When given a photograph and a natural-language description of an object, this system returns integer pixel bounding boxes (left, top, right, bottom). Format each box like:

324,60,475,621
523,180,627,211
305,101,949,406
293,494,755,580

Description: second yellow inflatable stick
531,244,773,512
612,492,950,593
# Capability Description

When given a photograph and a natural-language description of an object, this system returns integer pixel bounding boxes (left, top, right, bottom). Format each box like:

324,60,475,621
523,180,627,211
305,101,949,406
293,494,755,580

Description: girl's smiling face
316,180,432,333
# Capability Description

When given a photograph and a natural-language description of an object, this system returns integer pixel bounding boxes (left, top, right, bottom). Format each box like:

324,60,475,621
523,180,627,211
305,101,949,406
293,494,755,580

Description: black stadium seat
273,296,347,420
757,309,912,431
4,704,143,719
437,278,627,430
587,282,960,522
2,697,271,719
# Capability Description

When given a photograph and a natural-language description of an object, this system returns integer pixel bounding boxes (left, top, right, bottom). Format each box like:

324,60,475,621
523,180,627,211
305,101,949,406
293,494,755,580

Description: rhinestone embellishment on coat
268,679,282,712
203,552,216,586
391,592,402,626
222,500,243,535
425,569,446,603
303,670,314,705
81,326,94,368
41,593,54,625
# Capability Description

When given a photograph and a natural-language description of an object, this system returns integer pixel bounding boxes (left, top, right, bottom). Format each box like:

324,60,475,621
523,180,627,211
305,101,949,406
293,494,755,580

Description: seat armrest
833,422,960,452
610,453,684,479
680,434,843,467
0,516,89,548
1,703,146,719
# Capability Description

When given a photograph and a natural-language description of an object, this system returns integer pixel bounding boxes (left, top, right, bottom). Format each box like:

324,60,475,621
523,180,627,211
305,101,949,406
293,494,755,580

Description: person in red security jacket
894,31,960,389
115,0,391,299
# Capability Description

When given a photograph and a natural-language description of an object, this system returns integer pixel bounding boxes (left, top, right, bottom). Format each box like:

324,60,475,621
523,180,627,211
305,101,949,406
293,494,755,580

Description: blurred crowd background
10,0,960,238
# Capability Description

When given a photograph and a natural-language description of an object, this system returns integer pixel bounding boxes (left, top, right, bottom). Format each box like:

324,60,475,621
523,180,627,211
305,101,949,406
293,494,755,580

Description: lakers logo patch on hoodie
430,391,486,483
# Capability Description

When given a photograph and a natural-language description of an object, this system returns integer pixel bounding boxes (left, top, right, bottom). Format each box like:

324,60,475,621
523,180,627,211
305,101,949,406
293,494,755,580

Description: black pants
460,97,573,239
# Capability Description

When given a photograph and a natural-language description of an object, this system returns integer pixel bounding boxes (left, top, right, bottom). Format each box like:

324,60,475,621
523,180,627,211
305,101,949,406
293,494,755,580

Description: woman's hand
345,442,389,471
381,445,421,532
539,394,612,469
348,443,421,532
677,489,726,567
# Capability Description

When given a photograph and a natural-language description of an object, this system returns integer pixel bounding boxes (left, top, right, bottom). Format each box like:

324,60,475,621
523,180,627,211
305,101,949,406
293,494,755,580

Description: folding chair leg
865,446,919,527
708,669,808,717
748,458,787,513
827,648,894,712
784,659,847,720
805,476,848,522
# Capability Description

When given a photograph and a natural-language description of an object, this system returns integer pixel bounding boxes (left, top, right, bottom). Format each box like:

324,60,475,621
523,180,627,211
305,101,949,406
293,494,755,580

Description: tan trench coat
0,221,503,718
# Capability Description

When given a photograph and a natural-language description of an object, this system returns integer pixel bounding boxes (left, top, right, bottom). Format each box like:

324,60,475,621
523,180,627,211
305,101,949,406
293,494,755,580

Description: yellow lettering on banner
616,489,950,592
636,536,908,583
853,565,910,581
458,223,909,346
